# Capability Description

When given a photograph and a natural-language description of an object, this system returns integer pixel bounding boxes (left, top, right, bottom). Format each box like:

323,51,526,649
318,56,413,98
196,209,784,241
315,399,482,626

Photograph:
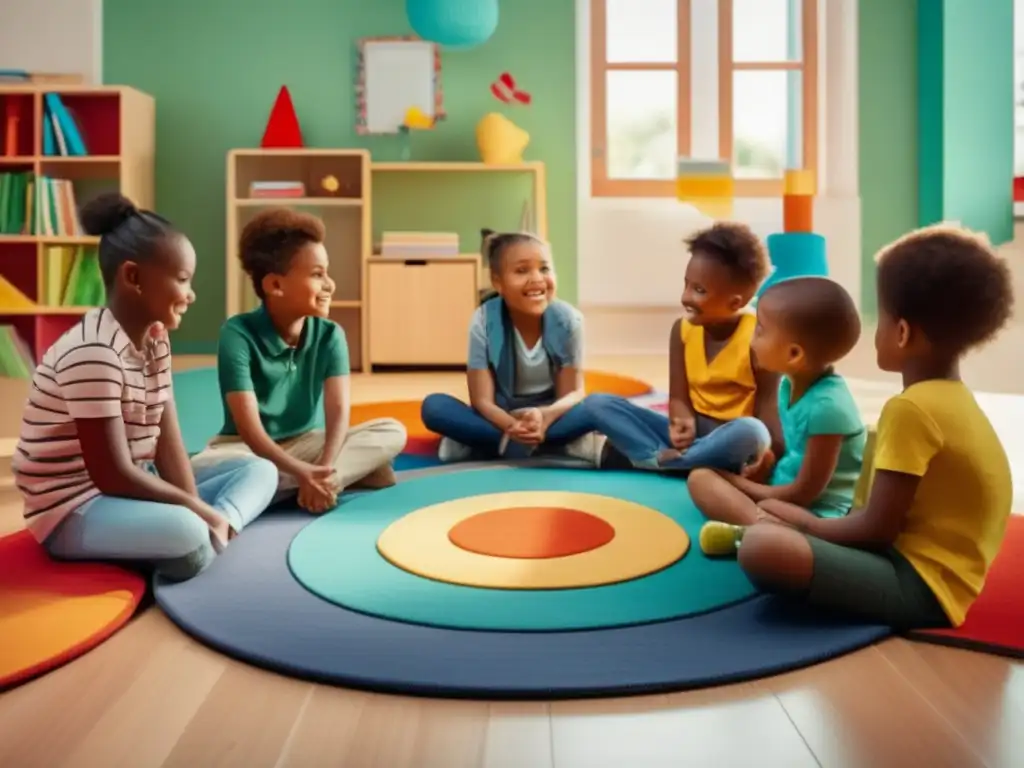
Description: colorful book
41,93,87,157
0,325,33,379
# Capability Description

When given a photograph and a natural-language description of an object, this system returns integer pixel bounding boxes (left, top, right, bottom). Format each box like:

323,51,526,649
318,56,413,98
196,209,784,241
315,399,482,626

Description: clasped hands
505,407,548,446
297,461,342,514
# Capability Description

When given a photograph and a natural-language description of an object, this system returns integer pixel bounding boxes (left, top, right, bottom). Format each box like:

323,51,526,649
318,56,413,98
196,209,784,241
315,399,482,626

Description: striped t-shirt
13,307,172,541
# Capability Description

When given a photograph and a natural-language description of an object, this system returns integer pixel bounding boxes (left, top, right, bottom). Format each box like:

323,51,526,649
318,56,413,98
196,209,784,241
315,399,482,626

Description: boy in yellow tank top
703,225,1014,630
581,222,781,474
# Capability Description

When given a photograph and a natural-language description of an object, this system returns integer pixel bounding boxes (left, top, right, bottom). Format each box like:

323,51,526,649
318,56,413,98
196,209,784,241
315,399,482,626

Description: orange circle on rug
0,530,145,690
448,506,615,559
378,490,689,590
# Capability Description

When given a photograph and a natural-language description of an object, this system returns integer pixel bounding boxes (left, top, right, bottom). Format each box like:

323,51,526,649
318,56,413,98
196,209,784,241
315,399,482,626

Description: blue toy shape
756,232,829,298
406,0,499,49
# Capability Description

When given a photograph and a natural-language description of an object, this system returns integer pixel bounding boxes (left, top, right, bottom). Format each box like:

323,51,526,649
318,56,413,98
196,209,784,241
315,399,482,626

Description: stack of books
0,171,31,234
379,231,460,259
0,172,82,235
43,245,105,306
248,181,305,198
42,92,88,156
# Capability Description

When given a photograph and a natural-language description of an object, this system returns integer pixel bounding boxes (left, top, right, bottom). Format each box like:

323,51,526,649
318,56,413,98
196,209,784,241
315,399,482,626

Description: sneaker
565,432,608,465
438,437,473,463
699,521,744,557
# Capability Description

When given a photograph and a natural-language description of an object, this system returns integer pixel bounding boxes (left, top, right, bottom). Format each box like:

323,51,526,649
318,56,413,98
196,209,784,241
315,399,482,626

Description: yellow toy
676,158,734,219
320,174,340,194
403,106,436,130
475,112,529,164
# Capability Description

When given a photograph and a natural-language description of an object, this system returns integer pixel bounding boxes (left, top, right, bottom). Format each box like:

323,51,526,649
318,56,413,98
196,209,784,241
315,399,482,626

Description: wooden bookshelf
223,154,549,372
225,149,371,372
367,161,547,368
0,84,154,365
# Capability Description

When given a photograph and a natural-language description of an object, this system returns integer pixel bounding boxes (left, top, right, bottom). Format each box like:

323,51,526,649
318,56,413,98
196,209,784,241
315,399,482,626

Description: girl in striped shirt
13,193,279,580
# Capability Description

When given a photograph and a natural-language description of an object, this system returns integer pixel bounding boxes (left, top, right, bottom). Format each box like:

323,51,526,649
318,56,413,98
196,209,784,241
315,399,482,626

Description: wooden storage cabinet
368,259,477,366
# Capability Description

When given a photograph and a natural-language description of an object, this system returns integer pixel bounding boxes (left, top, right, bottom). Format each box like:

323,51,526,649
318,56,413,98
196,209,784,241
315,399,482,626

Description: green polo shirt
216,304,350,441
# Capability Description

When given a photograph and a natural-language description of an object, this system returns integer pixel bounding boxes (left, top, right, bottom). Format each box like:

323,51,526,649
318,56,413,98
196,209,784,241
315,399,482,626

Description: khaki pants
192,418,407,501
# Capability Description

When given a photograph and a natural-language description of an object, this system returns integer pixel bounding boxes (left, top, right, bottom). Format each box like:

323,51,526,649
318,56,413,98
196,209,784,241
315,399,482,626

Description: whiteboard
361,40,436,134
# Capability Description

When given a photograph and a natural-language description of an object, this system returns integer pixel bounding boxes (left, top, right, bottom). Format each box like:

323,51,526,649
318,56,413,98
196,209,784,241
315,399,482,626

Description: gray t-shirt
466,305,583,398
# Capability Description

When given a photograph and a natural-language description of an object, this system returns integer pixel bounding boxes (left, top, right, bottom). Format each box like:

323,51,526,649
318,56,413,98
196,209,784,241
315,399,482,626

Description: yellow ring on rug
376,491,689,590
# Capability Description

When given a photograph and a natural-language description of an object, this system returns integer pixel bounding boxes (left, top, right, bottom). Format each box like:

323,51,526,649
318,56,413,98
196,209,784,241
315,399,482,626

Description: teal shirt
770,373,866,517
216,305,350,441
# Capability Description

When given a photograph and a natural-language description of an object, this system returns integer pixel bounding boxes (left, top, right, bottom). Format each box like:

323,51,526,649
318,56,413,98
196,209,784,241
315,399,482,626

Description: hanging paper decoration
490,72,532,106
406,0,499,50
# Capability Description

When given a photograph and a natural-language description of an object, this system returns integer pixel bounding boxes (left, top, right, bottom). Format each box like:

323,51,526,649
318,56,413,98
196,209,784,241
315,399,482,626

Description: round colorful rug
154,460,892,699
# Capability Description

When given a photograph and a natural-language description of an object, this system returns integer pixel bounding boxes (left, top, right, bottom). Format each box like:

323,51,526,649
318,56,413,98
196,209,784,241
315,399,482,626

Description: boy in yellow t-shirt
726,224,1014,630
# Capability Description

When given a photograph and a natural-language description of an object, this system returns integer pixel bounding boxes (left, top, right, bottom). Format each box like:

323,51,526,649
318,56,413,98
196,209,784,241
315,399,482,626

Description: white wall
0,0,103,84
576,0,861,355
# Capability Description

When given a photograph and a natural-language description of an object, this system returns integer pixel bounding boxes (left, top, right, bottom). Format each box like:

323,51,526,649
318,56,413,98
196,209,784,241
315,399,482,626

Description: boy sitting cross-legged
192,209,406,514
706,226,1014,631
690,276,866,530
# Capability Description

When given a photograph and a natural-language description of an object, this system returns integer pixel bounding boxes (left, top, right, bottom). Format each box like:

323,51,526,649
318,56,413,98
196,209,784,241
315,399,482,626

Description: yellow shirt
863,381,1012,626
680,312,757,421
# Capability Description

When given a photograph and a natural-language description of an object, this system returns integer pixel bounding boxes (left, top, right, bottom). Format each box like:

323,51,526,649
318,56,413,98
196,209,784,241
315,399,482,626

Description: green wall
859,0,920,316
918,0,1014,244
103,0,577,351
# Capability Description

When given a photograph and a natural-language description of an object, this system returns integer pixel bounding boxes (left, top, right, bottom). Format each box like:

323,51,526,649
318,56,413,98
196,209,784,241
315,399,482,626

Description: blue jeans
579,393,770,472
44,456,279,581
421,393,597,459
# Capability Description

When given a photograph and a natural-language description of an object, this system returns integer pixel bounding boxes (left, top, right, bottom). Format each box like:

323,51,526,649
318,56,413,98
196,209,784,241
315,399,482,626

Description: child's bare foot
353,464,397,489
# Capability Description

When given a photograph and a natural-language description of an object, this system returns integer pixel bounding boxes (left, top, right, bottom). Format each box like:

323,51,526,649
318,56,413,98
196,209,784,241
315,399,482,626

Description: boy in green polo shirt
192,209,406,513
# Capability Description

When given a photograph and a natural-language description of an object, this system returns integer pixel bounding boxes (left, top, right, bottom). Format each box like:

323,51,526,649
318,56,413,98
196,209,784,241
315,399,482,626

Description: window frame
588,0,818,198
718,0,818,197
589,0,691,197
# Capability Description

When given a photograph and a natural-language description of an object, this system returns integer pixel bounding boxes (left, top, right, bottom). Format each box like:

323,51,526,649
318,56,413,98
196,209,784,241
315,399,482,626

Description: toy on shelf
476,72,531,164
320,175,340,195
260,86,304,149
406,0,498,49
756,169,828,299
675,158,734,219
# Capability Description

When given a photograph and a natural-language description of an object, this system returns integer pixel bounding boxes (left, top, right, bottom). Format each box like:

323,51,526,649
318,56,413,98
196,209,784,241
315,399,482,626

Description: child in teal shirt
689,277,866,533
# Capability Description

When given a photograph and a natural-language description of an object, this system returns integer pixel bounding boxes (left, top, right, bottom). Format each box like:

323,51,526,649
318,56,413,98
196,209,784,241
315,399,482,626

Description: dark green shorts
805,536,952,631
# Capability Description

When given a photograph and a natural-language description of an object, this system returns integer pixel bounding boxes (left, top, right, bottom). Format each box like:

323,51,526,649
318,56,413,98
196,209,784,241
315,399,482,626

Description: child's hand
509,408,546,445
669,416,696,451
741,448,775,482
297,464,340,514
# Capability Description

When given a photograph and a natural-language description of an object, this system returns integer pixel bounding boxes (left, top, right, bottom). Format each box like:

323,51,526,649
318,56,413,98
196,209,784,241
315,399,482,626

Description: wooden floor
1,355,1022,767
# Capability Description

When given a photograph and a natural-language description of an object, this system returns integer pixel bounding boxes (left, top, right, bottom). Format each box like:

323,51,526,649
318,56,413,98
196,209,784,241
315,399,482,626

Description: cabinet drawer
368,260,478,365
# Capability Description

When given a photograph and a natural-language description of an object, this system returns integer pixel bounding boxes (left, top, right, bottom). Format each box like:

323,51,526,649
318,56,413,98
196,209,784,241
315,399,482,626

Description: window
589,0,690,197
718,0,817,196
589,0,817,198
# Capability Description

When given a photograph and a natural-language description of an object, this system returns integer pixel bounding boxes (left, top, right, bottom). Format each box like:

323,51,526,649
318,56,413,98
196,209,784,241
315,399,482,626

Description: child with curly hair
719,224,1014,631
192,209,406,513
580,222,780,473
13,193,279,580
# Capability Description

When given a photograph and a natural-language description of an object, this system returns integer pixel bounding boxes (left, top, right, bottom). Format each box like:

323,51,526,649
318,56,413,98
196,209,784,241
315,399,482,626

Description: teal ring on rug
287,467,757,632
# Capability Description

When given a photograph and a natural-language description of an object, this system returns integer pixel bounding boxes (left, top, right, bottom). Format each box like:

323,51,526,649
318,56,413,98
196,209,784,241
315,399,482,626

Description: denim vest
482,295,581,409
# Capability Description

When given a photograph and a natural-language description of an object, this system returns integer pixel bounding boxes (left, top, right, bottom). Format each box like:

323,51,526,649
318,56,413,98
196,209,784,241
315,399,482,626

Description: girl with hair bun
11,193,278,581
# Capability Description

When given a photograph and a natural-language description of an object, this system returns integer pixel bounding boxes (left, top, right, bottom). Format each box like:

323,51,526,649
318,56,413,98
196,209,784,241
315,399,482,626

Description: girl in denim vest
420,230,606,463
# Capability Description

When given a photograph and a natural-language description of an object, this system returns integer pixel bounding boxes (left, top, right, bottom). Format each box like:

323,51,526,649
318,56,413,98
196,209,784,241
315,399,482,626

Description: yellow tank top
681,312,757,421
